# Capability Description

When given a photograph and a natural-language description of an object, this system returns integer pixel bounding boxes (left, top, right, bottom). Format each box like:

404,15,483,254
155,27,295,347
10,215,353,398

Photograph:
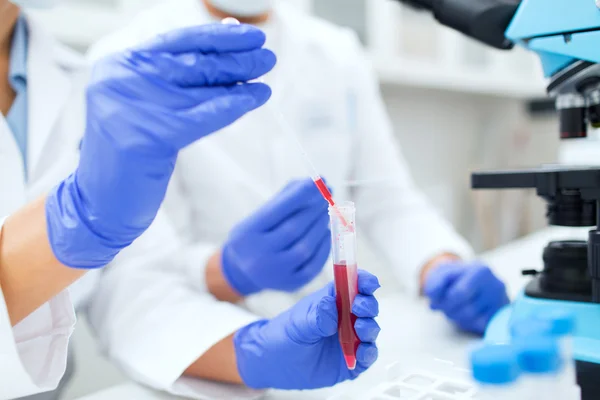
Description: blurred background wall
28,0,560,397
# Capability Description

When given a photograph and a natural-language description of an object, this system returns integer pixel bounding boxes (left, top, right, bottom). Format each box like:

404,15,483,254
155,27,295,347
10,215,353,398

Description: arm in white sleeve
160,162,220,293
0,216,76,400
344,35,474,295
85,212,263,400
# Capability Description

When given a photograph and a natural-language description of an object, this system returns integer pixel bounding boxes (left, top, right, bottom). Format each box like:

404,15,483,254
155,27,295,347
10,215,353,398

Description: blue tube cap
510,319,552,338
471,345,520,385
537,309,576,336
515,336,562,374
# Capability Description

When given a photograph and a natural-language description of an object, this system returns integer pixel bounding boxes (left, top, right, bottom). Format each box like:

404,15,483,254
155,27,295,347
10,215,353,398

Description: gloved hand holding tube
424,261,509,335
45,23,276,269
234,270,381,390
221,178,331,295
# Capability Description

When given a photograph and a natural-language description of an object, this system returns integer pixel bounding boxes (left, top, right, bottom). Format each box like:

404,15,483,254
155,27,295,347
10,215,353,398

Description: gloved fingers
251,179,327,232
448,287,508,326
475,301,505,333
130,49,277,88
352,294,379,318
423,262,466,303
292,233,331,285
442,274,498,318
143,83,271,111
324,280,336,297
443,265,499,312
468,313,493,336
281,216,330,267
445,286,508,335
358,270,381,295
137,23,267,54
268,202,329,251
445,290,492,324
172,86,271,148
293,295,338,344
430,264,501,312
354,318,381,343
449,300,497,335
355,343,379,371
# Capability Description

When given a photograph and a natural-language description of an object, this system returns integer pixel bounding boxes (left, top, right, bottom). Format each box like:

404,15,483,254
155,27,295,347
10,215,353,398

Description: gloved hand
221,178,331,295
46,24,276,269
424,261,509,335
234,270,381,390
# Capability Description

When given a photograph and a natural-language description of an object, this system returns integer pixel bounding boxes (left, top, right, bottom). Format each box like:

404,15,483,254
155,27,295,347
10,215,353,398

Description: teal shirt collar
6,15,29,177
8,15,28,89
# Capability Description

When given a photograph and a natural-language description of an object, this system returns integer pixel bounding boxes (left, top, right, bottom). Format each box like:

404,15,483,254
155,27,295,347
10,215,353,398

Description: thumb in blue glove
222,178,331,296
424,261,509,335
234,270,381,390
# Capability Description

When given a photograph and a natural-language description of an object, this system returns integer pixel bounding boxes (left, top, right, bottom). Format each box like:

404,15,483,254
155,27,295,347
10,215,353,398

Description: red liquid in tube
334,261,359,370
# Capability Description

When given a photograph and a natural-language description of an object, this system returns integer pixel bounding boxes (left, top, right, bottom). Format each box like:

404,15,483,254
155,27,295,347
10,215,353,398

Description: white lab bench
76,227,589,400
77,294,476,400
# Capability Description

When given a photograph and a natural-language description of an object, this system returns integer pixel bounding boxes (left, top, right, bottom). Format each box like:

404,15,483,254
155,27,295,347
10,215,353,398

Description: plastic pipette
222,17,351,228
271,112,352,229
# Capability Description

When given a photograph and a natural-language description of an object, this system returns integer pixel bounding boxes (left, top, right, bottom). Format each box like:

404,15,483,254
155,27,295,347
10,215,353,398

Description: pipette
271,112,352,229
222,17,351,229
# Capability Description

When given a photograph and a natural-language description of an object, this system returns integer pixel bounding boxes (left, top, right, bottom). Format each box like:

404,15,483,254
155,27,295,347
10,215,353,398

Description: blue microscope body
395,0,600,398
481,1,600,398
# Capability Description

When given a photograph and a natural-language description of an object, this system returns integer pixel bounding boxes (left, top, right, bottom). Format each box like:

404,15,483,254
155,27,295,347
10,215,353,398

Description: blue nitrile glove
234,270,381,390
46,24,276,269
221,178,331,295
424,261,509,335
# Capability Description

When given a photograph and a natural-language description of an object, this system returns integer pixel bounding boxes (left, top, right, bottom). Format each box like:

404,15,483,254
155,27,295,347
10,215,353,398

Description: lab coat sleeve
86,212,263,400
344,35,474,296
160,162,220,294
0,216,76,400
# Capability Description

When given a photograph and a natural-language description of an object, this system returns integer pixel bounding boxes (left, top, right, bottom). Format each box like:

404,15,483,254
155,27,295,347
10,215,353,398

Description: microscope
393,1,600,398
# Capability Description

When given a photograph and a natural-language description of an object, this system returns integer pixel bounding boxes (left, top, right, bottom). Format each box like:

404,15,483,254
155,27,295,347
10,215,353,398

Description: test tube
330,202,359,370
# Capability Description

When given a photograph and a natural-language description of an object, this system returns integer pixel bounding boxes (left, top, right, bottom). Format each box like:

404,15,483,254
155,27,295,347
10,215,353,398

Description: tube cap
515,336,562,374
538,309,576,336
510,319,552,338
471,345,520,385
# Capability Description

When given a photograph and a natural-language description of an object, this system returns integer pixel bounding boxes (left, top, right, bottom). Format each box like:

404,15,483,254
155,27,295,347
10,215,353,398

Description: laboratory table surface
77,226,587,400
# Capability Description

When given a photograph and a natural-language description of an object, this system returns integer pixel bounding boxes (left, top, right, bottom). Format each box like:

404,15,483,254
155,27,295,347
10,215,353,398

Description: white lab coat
87,0,473,397
1,12,256,400
0,14,86,399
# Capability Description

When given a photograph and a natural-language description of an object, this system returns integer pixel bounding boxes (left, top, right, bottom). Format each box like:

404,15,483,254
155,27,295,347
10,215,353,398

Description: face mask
10,0,60,8
208,0,273,17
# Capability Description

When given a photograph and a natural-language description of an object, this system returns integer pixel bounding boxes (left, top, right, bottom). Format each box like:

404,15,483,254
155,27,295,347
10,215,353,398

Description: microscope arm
393,0,519,50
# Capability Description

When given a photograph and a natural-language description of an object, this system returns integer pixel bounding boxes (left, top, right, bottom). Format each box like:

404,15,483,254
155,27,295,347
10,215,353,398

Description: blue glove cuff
233,320,270,389
45,175,127,269
221,245,261,296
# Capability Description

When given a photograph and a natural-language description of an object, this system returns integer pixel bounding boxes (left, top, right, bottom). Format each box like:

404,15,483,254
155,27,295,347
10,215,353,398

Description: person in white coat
0,1,287,398
2,2,381,398
86,0,510,395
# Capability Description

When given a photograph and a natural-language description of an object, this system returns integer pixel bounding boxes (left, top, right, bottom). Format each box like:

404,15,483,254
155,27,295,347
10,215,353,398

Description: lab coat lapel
0,117,26,215
26,15,72,179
